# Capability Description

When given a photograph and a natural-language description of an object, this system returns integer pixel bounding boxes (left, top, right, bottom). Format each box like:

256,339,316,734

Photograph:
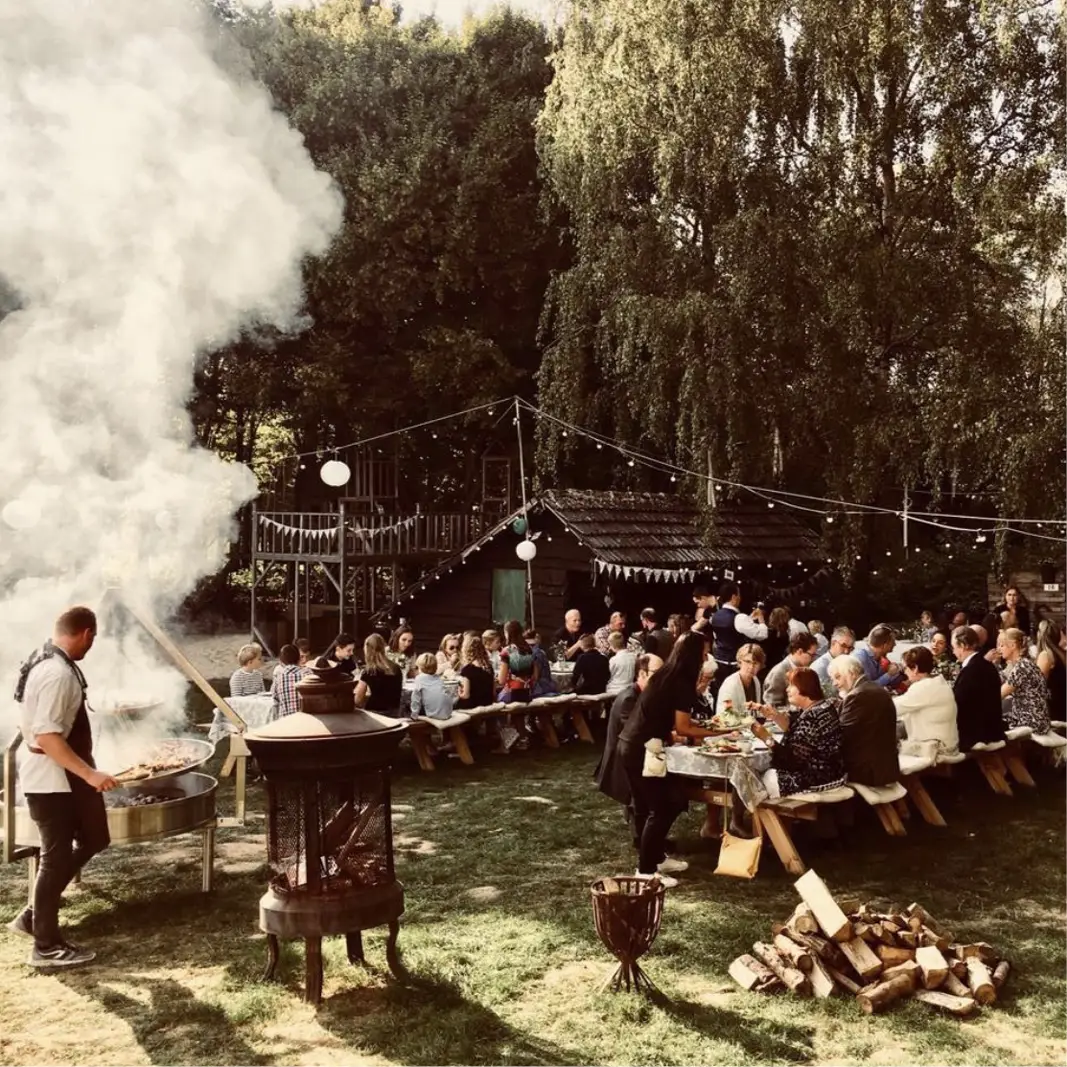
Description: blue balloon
512,517,528,535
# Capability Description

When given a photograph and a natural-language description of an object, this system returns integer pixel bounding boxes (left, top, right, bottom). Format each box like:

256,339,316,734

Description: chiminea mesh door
266,769,394,895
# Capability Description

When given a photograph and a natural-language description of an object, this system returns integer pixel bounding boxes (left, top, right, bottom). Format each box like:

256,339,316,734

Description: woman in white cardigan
894,645,959,754
715,643,765,714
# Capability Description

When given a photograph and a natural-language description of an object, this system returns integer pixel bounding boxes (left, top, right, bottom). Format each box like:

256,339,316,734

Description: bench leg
894,797,911,820
219,752,237,778
1003,745,1036,787
976,754,1013,795
875,803,907,836
700,803,721,839
408,731,436,772
535,711,560,748
569,708,595,744
753,808,806,875
902,775,947,827
448,726,475,765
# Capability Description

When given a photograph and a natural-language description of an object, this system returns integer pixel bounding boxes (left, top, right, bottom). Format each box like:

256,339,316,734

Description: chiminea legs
263,934,280,981
305,937,323,1005
385,920,402,978
346,931,365,964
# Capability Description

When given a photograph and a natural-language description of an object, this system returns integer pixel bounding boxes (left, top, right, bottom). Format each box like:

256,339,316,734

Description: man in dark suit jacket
829,656,900,786
594,654,662,834
951,626,1007,750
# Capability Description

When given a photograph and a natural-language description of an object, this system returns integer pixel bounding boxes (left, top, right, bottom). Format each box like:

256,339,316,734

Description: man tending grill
7,606,117,968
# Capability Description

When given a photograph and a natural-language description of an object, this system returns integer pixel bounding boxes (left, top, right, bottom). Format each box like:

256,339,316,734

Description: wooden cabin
367,490,827,643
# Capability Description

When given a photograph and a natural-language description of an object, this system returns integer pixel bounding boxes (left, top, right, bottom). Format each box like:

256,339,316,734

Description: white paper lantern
320,460,351,487
2,499,40,530
515,539,537,562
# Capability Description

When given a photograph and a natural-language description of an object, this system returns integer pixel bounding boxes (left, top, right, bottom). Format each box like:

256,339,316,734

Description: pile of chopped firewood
729,870,1010,1015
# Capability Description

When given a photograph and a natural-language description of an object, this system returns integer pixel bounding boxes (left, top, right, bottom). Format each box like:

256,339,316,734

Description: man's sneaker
6,907,33,939
635,869,678,889
657,857,689,875
28,942,96,969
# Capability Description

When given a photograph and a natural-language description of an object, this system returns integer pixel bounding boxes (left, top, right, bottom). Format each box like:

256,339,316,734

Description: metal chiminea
245,663,406,1004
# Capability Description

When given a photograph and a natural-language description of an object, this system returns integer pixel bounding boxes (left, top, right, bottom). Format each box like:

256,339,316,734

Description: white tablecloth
209,693,273,742
666,741,773,812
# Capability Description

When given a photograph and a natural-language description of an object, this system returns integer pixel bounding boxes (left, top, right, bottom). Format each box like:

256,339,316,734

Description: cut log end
856,973,916,1014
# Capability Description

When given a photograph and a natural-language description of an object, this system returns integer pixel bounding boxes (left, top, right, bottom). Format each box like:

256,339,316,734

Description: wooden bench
1003,726,1037,787
1030,729,1067,768
896,751,948,827
404,712,474,771
756,786,857,876
850,780,909,836
967,740,1013,795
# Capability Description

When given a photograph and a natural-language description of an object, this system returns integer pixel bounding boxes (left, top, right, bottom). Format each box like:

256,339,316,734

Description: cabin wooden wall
382,514,591,646
988,567,1066,628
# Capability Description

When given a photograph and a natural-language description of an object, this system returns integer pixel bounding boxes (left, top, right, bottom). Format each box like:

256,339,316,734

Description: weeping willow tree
535,0,1064,569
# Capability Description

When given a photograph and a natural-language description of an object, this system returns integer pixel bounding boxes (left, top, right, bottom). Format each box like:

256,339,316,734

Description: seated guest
573,634,610,695
595,611,627,656
752,667,846,797
388,626,417,677
813,627,855,689
229,643,266,697
997,627,1050,733
436,634,461,676
354,634,403,716
525,629,558,697
714,643,764,714
322,633,357,675
497,620,539,703
456,634,496,710
295,637,313,670
482,629,503,672
1036,621,1067,720
638,608,674,660
828,654,899,786
410,652,455,721
763,632,819,710
928,630,949,660
762,607,792,672
919,611,937,642
552,609,587,662
668,614,693,645
269,644,303,720
951,626,1006,750
997,586,1032,638
616,634,707,885
595,653,662,835
808,620,829,655
855,625,903,688
894,646,959,753
606,631,637,695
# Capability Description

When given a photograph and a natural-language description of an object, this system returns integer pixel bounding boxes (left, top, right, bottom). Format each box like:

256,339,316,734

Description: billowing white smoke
0,0,342,755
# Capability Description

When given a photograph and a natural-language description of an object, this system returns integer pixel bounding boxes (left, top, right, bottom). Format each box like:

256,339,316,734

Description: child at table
410,653,455,721
229,644,266,697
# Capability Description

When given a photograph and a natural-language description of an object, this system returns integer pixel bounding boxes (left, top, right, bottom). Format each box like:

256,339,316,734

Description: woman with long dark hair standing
616,632,706,886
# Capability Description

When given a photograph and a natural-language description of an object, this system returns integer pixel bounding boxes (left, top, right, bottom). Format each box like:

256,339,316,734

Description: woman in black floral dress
752,667,847,797
997,628,1050,733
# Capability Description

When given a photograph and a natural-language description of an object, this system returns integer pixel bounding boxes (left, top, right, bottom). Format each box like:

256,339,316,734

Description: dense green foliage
193,0,1062,588
534,0,1064,567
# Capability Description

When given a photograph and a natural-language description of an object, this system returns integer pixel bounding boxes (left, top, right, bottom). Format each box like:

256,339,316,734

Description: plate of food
696,736,755,758
707,711,755,733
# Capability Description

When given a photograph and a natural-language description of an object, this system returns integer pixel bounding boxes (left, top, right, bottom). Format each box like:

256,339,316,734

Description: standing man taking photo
7,606,117,968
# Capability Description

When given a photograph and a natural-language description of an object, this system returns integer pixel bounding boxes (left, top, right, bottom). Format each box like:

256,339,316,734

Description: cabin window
492,568,527,626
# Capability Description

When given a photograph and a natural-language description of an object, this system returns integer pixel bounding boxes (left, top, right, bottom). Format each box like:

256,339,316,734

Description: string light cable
517,399,1067,543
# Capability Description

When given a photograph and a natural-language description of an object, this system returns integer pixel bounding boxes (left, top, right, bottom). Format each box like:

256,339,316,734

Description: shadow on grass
319,972,582,1066
56,974,269,1066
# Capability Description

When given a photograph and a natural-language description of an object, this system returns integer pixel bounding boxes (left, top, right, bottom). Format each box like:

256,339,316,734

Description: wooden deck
253,506,487,564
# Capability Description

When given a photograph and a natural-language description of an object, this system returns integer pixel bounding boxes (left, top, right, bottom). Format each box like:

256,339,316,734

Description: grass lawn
0,708,1064,1066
